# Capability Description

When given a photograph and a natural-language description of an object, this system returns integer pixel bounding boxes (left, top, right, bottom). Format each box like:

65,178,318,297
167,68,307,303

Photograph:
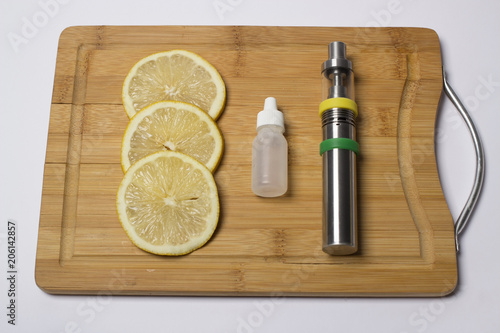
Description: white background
1,0,499,332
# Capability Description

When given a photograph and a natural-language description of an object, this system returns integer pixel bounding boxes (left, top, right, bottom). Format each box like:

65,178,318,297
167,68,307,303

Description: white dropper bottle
252,97,288,197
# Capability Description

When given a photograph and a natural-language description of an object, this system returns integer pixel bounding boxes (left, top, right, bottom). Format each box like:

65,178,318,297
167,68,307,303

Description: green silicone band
320,138,359,156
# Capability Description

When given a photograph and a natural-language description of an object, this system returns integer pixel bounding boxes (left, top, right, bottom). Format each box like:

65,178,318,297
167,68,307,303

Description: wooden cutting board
35,26,457,296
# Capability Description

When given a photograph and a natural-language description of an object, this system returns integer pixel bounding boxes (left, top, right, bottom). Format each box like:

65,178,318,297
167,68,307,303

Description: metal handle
442,69,485,252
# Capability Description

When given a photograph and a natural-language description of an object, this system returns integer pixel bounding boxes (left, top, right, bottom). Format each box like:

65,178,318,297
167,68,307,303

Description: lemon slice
116,150,219,255
122,50,226,120
121,101,224,173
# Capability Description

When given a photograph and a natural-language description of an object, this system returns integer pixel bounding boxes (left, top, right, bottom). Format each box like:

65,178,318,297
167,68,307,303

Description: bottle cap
256,97,284,131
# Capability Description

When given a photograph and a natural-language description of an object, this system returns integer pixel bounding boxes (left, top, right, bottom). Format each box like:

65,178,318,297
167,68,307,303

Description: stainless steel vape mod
320,41,358,255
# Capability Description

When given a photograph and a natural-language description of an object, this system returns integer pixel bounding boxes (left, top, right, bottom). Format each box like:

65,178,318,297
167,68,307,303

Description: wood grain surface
35,26,457,296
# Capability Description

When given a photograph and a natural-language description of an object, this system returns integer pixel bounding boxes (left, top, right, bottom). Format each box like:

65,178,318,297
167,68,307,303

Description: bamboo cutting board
35,26,457,296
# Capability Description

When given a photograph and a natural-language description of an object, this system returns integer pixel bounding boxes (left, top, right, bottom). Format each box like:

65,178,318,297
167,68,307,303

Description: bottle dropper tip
264,97,277,110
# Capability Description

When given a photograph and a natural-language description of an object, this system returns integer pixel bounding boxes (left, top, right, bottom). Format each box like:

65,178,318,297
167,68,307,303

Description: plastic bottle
251,97,288,197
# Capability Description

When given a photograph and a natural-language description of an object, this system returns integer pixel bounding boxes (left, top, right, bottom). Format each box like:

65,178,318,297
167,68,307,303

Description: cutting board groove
36,26,456,296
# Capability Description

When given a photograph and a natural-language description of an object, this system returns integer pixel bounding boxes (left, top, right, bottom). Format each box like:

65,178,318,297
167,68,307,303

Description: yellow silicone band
319,97,358,118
